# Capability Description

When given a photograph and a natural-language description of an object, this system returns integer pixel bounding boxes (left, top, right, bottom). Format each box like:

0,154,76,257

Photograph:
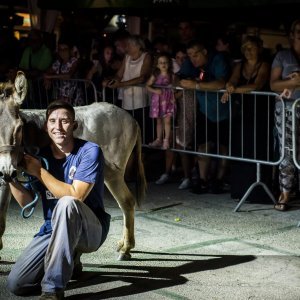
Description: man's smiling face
46,108,76,147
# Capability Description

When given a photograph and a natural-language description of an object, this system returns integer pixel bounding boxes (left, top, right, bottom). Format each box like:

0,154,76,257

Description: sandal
274,193,290,211
162,139,170,150
274,202,290,211
149,138,162,148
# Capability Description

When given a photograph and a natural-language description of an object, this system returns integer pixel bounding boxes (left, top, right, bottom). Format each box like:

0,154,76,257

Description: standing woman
103,35,152,179
44,38,83,106
222,36,271,202
270,19,300,211
103,34,152,142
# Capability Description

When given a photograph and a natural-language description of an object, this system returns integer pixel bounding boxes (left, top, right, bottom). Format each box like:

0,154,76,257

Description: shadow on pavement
66,251,256,299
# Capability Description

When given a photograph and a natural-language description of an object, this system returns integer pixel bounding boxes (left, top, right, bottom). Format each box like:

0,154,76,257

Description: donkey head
0,71,27,182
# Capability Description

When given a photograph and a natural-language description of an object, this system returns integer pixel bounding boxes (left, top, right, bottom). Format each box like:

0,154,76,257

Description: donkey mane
20,109,46,129
19,110,50,149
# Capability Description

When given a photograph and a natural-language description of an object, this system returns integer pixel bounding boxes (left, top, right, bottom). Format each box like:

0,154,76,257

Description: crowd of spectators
0,19,299,211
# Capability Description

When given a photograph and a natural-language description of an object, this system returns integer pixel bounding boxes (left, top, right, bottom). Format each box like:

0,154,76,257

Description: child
147,53,176,150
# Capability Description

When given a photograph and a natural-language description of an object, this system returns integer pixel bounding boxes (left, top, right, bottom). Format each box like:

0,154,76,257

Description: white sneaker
155,173,169,185
178,178,192,190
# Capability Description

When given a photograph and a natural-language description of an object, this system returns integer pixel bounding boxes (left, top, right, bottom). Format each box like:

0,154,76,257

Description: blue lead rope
20,156,49,219
21,191,40,219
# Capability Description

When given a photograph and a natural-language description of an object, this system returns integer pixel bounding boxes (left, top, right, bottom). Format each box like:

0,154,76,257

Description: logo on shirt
69,166,77,180
46,190,55,200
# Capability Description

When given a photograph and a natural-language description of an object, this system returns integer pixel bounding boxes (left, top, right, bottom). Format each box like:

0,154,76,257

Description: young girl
147,53,176,150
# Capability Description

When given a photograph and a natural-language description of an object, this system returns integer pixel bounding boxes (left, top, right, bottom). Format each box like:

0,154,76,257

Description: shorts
196,111,229,148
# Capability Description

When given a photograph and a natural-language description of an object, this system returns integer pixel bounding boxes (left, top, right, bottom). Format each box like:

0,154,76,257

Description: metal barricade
292,98,300,227
102,83,285,212
227,91,284,211
24,78,98,109
101,85,119,105
102,83,151,145
173,89,284,212
23,78,298,222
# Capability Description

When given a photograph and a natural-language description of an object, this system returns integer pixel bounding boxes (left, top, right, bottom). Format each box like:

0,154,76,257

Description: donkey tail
134,125,147,207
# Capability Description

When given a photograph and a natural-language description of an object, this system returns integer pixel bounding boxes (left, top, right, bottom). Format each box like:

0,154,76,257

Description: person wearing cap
7,100,111,300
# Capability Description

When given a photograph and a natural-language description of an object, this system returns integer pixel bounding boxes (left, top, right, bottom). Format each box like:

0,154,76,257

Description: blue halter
19,156,49,219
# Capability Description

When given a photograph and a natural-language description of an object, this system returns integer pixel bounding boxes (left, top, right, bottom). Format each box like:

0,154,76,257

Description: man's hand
20,154,42,178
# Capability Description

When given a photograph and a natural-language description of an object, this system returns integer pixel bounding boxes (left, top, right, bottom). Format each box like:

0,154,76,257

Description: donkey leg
0,184,11,255
105,171,136,261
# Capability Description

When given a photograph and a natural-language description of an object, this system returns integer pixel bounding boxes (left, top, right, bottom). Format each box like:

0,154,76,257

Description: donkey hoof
117,252,131,261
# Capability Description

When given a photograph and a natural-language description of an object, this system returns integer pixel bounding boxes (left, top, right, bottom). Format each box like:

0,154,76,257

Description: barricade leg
233,182,277,212
233,163,277,212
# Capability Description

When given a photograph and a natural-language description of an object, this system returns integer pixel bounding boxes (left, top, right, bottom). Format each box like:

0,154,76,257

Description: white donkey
0,72,146,260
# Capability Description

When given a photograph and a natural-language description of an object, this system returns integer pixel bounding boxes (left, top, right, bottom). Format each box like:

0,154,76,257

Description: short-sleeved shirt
197,52,230,122
178,58,200,79
19,44,52,72
33,139,109,239
272,49,300,102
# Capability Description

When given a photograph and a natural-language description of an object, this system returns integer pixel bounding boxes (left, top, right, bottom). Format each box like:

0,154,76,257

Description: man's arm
197,78,226,90
22,154,94,202
9,181,34,208
180,78,226,91
39,169,93,201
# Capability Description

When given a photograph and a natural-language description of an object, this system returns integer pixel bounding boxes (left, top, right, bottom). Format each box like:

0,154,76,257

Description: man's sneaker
155,173,169,185
72,251,83,280
210,179,224,194
39,291,64,300
178,178,192,190
190,179,209,194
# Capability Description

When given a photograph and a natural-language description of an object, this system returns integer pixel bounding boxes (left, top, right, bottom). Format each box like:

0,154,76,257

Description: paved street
1,180,300,300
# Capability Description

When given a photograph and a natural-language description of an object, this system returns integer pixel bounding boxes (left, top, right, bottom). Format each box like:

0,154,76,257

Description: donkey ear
13,71,28,105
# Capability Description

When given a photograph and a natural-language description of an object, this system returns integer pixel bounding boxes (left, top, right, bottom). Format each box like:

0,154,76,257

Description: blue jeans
7,196,103,295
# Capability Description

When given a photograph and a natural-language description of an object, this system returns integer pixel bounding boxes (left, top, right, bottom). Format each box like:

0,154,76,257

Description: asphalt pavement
0,178,300,300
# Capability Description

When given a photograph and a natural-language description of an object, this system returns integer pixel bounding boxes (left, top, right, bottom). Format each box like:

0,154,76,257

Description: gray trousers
7,196,103,295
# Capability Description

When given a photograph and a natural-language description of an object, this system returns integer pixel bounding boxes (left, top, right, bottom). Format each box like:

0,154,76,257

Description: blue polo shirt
32,139,109,240
197,52,230,122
